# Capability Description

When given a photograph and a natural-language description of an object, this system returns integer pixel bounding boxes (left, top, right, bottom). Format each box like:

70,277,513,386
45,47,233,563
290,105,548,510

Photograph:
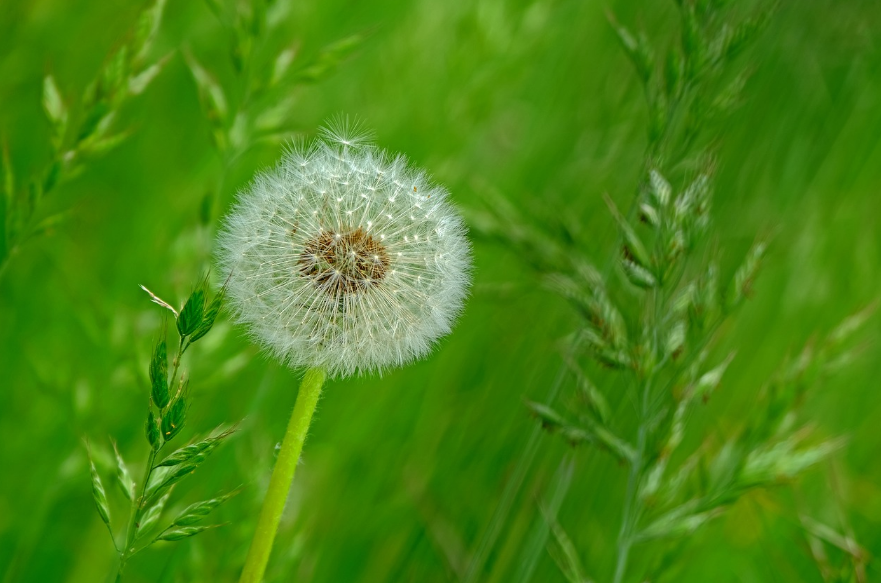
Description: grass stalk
113,340,186,581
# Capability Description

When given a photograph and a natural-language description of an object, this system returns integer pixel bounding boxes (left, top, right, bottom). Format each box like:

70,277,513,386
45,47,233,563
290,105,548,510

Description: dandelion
217,123,472,582
216,124,472,378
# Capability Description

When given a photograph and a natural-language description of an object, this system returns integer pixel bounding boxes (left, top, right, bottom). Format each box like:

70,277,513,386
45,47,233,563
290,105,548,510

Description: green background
1,0,880,581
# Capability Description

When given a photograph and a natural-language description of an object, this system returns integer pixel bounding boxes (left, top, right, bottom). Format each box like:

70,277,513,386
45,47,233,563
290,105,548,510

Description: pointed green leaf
726,241,767,309
146,409,162,451
717,10,773,63
527,401,635,463
156,426,236,468
156,524,218,541
700,262,720,321
622,259,657,289
295,34,364,83
666,320,687,358
133,0,167,61
145,435,230,505
639,202,660,227
742,437,844,486
88,454,112,532
171,490,239,527
649,170,672,207
526,401,568,431
607,13,653,85
826,302,877,348
42,75,67,127
80,129,132,156
150,336,169,409
563,357,610,423
184,52,229,125
30,212,69,243
674,174,710,224
604,194,652,269
112,441,135,501
101,46,130,100
177,288,205,337
136,488,172,541
161,395,187,442
270,45,298,87
577,373,610,424
636,505,722,542
588,422,637,464
799,515,867,558
543,508,591,583
693,353,735,402
189,286,225,344
128,54,170,96
77,102,111,143
707,70,750,121
680,4,704,79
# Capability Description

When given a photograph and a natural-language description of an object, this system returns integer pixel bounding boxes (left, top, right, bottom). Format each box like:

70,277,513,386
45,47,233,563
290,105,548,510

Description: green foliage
184,0,365,214
190,285,225,343
170,490,239,527
83,279,237,580
472,1,874,581
156,524,220,542
88,451,112,534
160,393,187,442
149,337,169,409
145,411,161,452
136,490,172,542
155,426,235,468
112,441,135,502
1,0,880,582
0,0,170,279
177,288,205,338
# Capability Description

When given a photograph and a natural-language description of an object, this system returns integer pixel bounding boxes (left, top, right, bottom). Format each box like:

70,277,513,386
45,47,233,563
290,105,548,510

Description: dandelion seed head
216,126,472,378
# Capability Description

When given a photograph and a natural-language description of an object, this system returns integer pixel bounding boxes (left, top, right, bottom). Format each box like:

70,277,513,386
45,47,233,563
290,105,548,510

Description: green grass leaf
136,488,172,541
161,395,187,442
133,0,167,62
42,75,67,128
184,52,229,127
87,450,113,539
295,34,364,83
150,336,169,409
146,410,161,451
156,524,219,541
726,241,767,310
112,441,135,501
177,288,205,337
170,489,239,527
188,285,225,344
155,426,236,468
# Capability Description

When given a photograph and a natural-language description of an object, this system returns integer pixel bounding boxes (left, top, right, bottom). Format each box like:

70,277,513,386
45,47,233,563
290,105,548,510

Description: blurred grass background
1,0,880,581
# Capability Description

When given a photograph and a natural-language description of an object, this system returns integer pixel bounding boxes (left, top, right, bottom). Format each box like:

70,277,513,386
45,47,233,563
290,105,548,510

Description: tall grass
1,0,879,581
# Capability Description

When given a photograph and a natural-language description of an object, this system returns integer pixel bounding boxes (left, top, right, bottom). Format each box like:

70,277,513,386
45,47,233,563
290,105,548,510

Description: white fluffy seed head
216,128,472,378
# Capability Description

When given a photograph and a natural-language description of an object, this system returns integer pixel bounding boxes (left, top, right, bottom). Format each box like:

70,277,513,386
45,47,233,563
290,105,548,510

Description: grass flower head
217,124,472,378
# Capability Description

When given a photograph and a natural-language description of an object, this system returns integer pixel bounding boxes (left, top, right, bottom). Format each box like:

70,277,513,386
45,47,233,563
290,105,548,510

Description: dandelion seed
216,126,472,377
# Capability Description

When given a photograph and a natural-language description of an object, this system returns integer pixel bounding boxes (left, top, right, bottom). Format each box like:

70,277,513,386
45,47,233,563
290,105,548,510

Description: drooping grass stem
239,367,327,583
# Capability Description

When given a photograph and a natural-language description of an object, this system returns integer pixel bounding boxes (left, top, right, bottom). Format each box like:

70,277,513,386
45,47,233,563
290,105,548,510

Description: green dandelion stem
239,366,326,583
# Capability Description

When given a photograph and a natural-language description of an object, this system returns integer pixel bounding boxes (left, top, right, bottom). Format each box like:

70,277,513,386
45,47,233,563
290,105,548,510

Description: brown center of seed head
297,228,391,294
